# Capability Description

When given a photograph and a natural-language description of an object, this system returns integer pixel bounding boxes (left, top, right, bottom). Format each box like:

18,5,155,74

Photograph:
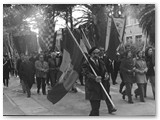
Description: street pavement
3,75,156,116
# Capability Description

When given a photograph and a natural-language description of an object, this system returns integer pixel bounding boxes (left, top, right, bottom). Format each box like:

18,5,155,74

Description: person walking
82,47,116,116
48,52,59,88
3,55,11,88
113,53,121,85
120,50,135,104
145,47,155,99
16,53,24,83
29,53,37,84
19,55,35,98
35,54,49,95
134,50,148,102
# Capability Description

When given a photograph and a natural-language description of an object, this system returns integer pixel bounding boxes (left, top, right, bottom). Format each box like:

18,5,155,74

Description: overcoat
3,59,11,79
135,58,147,84
120,57,135,83
82,57,110,100
19,61,35,88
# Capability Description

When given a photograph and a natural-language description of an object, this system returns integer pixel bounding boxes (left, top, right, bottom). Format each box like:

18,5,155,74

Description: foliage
138,4,155,45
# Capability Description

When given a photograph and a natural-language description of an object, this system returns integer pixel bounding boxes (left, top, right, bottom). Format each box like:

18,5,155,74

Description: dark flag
107,17,121,60
47,28,83,104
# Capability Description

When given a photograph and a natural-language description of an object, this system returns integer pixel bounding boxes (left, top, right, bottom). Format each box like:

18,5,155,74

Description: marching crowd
3,45,155,116
3,51,63,96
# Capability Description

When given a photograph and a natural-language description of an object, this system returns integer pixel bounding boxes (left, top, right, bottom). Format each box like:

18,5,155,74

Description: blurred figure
48,52,59,88
134,50,148,102
113,52,121,85
16,53,24,83
120,50,135,104
29,53,37,84
99,48,113,86
3,55,11,87
19,55,35,98
35,54,49,95
78,68,84,86
119,45,131,93
145,47,155,99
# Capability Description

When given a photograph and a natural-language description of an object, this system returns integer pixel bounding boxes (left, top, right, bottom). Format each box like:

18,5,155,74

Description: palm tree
138,4,155,45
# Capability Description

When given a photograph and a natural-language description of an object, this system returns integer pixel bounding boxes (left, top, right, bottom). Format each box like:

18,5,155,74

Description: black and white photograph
3,3,156,116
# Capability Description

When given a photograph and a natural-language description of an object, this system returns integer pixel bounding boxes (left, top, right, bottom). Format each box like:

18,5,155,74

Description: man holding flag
47,26,116,115
82,47,116,116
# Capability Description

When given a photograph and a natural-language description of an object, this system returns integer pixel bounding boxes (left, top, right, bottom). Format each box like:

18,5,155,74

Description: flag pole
66,26,116,109
80,28,92,49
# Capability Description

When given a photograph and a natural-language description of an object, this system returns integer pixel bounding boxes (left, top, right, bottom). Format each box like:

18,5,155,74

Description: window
135,35,142,42
126,17,139,26
126,36,133,43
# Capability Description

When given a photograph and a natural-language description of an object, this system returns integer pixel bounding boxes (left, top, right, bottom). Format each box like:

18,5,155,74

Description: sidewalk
3,75,156,116
3,76,51,115
3,76,90,116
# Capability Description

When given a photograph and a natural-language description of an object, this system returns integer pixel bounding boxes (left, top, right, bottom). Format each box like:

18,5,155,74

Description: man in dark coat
19,55,35,98
3,55,11,87
29,53,37,84
16,53,24,83
82,47,116,116
120,50,135,103
113,53,121,85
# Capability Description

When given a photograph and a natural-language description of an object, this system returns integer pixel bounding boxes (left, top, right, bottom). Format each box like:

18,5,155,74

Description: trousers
36,77,46,94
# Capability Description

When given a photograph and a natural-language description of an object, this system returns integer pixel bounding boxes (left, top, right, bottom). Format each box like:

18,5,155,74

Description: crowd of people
3,45,155,116
3,51,63,97
81,46,155,116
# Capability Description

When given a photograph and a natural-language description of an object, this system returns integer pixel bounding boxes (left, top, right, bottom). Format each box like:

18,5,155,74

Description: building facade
124,16,148,45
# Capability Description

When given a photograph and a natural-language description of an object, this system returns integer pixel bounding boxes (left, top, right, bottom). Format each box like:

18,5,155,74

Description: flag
25,34,38,54
105,17,112,51
39,20,55,51
80,39,88,54
107,17,120,60
47,28,83,104
113,17,126,42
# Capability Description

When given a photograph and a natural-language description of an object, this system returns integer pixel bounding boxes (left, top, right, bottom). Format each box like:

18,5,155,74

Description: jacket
135,58,147,84
35,60,49,78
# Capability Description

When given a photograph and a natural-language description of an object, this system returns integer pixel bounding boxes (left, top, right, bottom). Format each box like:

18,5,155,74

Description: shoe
122,94,125,100
140,100,145,102
113,82,118,85
128,100,134,104
37,89,40,94
119,89,122,94
72,88,78,93
27,95,31,98
108,108,117,114
135,94,138,98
